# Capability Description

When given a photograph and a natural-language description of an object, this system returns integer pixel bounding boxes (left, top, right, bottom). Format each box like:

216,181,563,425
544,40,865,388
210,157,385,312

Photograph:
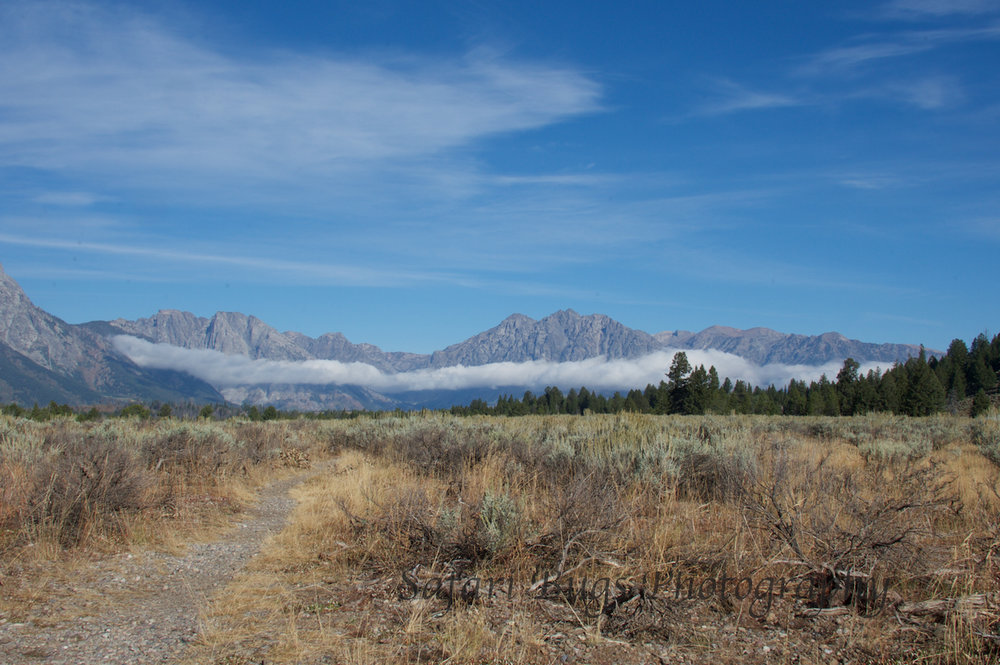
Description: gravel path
0,471,308,664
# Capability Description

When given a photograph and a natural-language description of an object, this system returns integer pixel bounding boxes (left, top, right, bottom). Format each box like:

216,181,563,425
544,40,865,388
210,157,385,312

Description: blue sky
1,0,998,354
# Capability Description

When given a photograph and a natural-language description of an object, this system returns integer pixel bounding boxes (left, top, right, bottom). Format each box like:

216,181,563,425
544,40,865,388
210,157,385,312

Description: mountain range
0,265,222,405
0,263,934,410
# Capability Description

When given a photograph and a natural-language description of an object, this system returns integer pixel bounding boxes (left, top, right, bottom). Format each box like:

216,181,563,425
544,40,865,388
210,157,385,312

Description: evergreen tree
815,374,840,416
968,356,997,395
903,357,946,416
666,352,692,414
971,389,991,417
644,382,662,413
564,388,579,415
732,380,752,414
76,407,102,422
784,379,807,415
950,371,967,403
120,403,151,419
836,358,860,415
627,388,648,412
2,403,25,417
855,370,879,414
880,365,903,413
521,391,537,413
543,386,564,414
684,364,711,414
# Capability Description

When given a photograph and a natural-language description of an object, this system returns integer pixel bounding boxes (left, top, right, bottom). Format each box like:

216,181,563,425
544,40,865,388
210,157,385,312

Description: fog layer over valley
113,335,888,398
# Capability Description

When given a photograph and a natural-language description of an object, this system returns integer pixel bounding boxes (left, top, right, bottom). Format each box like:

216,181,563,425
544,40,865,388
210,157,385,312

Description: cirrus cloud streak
0,2,601,186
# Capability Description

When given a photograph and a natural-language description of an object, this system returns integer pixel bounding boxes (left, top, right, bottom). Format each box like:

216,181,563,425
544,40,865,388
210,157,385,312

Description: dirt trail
0,470,311,664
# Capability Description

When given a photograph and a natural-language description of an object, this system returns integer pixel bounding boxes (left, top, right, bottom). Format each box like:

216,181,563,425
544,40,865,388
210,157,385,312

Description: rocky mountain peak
0,263,80,371
0,263,31,308
0,266,222,404
429,308,661,367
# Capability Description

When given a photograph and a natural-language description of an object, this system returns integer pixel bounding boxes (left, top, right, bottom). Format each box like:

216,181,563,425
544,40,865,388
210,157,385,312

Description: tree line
3,332,997,421
450,332,1000,418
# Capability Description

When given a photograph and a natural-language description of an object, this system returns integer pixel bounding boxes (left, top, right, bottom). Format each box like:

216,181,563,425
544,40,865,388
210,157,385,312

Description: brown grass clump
28,432,149,547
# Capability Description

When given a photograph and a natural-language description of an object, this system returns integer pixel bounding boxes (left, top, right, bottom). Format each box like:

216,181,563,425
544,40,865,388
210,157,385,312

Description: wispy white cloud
834,75,966,110
881,0,1000,19
837,174,905,190
692,79,801,116
805,41,931,71
885,76,964,109
0,2,601,187
1,265,181,283
801,24,1000,73
0,232,460,287
491,173,616,187
32,191,107,206
113,335,890,393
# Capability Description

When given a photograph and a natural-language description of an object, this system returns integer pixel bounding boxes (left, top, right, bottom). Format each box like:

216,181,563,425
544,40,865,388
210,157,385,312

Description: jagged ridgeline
0,262,957,410
0,264,222,405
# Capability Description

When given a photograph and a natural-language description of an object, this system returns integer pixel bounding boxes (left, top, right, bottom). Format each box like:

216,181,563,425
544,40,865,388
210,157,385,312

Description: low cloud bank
113,336,888,394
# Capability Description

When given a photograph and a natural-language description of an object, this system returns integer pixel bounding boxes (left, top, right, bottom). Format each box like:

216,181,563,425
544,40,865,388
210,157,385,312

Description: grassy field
2,412,999,663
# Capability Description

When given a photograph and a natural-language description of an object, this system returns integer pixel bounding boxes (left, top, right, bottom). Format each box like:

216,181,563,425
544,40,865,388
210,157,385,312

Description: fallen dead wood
897,593,997,620
795,606,852,618
796,593,999,621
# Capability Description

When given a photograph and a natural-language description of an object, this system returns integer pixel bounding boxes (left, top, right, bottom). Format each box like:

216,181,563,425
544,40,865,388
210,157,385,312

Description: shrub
477,491,521,555
737,441,955,606
119,403,150,419
668,427,756,501
971,409,1000,465
142,423,238,476
29,436,149,546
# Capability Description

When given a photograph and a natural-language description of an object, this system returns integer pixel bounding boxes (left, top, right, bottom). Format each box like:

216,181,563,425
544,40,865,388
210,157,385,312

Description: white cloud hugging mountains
113,336,887,395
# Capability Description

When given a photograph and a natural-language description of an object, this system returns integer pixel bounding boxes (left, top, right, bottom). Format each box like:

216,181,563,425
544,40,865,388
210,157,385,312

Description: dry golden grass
174,413,1000,664
0,415,326,632
5,412,1000,664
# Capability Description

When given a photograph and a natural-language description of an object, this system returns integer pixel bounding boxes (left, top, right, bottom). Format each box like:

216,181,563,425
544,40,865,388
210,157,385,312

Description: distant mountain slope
99,310,312,361
97,305,933,371
428,310,663,367
0,264,223,405
94,309,426,372
0,340,103,404
219,383,405,412
659,325,927,366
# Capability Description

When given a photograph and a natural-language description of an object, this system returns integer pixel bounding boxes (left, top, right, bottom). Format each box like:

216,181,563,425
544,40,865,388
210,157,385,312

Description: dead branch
897,593,997,620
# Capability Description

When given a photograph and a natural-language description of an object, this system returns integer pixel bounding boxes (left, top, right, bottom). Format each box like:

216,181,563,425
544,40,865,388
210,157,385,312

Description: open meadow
1,412,999,664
